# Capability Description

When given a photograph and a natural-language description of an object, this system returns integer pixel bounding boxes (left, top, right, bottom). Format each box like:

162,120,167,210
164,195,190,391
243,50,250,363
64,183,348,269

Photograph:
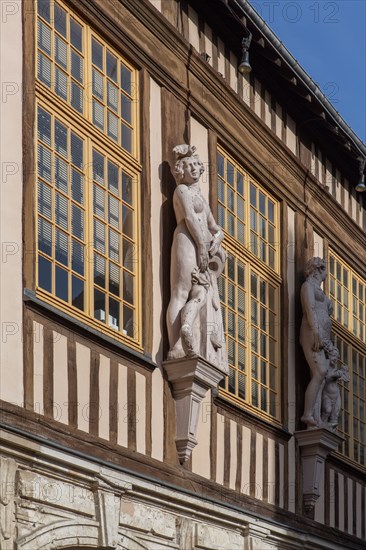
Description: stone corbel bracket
295,428,343,519
163,356,226,464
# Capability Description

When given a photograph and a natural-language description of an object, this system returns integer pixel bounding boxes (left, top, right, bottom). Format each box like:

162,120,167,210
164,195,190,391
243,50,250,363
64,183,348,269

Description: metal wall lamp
355,157,366,192
238,29,252,74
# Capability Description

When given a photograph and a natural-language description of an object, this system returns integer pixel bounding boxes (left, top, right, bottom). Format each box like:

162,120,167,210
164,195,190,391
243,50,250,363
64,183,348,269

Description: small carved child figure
321,344,350,430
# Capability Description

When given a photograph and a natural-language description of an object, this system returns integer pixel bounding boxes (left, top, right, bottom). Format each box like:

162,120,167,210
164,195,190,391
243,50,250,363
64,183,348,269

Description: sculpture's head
173,144,205,185
304,257,327,282
325,343,340,366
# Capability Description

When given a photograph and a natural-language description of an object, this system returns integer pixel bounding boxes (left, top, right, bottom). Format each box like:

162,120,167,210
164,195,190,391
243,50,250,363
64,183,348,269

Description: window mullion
86,137,93,319
246,261,251,407
349,352,354,461
51,111,56,297
85,27,91,126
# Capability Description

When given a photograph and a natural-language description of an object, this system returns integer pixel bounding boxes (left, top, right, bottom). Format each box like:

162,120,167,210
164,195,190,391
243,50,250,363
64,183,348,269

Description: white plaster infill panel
241,425,251,495
217,37,226,77
148,0,162,12
148,77,165,465
150,78,163,365
188,5,200,52
287,206,296,434
0,0,23,405
53,332,68,424
286,114,297,155
99,354,110,440
33,321,44,415
313,231,324,258
216,413,225,485
76,343,90,433
204,24,213,67
149,79,165,461
267,438,276,506
254,78,261,117
275,103,282,139
255,432,263,500
229,52,238,93
191,389,211,480
229,419,237,490
135,371,146,454
190,118,209,202
338,472,345,531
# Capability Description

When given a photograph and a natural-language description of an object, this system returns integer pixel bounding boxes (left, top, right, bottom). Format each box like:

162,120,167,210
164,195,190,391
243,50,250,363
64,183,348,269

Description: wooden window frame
216,146,282,422
35,0,142,351
328,248,366,467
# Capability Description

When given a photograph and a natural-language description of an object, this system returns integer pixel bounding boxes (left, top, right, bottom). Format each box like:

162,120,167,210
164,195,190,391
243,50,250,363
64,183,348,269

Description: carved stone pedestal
163,356,226,464
295,428,343,519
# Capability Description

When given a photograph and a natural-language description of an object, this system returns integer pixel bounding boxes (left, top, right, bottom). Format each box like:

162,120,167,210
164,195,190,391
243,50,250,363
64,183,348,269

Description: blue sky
250,0,366,142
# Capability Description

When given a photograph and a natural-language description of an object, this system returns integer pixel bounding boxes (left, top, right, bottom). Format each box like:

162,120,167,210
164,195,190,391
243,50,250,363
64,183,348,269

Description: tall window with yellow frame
328,250,366,466
216,148,281,421
36,0,142,350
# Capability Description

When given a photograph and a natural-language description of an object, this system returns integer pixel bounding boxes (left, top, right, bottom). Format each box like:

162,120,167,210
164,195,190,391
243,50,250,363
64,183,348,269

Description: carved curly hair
172,144,205,183
304,257,326,279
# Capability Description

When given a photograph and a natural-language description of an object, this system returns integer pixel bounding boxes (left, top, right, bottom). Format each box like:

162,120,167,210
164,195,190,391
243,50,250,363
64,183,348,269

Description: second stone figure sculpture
166,144,228,374
300,257,349,430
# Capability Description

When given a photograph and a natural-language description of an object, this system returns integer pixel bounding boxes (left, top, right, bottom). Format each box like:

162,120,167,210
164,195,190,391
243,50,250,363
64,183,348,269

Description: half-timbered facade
1,0,365,548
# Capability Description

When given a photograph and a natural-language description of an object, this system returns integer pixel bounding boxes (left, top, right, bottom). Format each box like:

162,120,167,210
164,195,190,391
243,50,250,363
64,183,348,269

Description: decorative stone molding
15,466,132,549
94,488,121,548
0,457,17,547
1,427,359,550
195,522,244,549
163,356,226,463
16,519,102,549
295,428,343,519
243,524,277,550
